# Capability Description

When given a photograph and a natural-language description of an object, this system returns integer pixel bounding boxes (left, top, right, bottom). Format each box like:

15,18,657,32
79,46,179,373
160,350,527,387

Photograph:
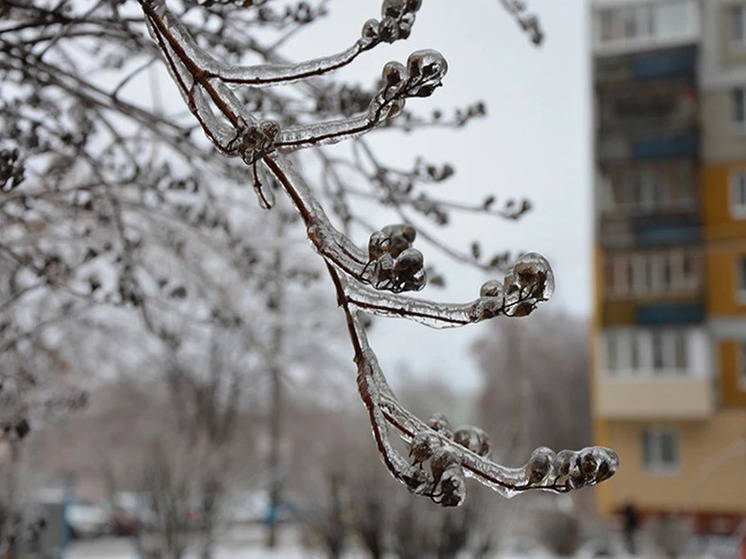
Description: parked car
65,501,110,539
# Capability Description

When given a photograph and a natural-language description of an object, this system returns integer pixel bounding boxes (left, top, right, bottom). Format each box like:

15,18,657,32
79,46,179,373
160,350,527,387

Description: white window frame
733,87,746,129
603,328,690,377
728,4,746,47
608,250,701,299
594,1,698,50
642,427,680,474
730,170,746,218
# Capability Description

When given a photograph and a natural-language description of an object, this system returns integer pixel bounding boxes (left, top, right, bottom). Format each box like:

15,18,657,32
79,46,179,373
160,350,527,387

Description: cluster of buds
524,446,617,491
470,252,555,321
364,224,426,292
369,49,448,122
403,413,491,506
227,118,281,164
361,0,422,45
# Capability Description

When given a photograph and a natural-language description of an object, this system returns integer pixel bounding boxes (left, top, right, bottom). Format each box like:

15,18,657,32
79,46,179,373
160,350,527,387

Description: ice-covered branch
140,0,422,88
344,251,554,328
136,0,618,507
333,280,617,505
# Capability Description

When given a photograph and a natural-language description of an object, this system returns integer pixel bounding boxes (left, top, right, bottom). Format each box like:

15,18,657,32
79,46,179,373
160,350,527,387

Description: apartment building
591,0,746,533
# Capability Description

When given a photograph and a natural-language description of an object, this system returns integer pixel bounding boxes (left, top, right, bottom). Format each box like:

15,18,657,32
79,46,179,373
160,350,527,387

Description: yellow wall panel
705,247,746,316
719,341,746,407
702,163,746,240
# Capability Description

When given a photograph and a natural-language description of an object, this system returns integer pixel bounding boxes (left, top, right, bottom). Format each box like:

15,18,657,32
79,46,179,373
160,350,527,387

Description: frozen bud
569,458,588,489
378,253,395,273
430,448,460,482
388,235,409,258
526,446,554,484
578,448,599,477
405,0,422,12
480,279,503,298
397,19,412,39
394,248,424,276
427,413,452,438
406,50,448,97
378,16,398,42
410,269,427,291
382,223,416,243
407,50,447,79
587,447,618,483
259,119,280,141
513,252,555,299
386,99,405,119
453,426,490,457
410,431,441,463
402,465,432,495
402,224,416,243
439,466,466,507
382,0,406,18
469,296,504,322
594,453,617,483
502,271,534,317
368,230,389,261
382,61,406,87
362,18,379,39
553,450,575,478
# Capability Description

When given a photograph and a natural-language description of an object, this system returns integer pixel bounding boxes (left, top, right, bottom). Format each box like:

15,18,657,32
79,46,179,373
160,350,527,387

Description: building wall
717,340,746,405
701,93,746,162
604,411,746,514
701,0,746,88
705,244,746,315
702,162,746,238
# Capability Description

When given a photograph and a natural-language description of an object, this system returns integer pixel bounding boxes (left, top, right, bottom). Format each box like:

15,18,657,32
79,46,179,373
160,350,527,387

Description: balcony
633,133,697,159
595,377,714,420
633,49,696,80
596,78,697,135
633,216,701,245
602,298,704,325
636,301,704,325
594,47,697,84
597,132,697,163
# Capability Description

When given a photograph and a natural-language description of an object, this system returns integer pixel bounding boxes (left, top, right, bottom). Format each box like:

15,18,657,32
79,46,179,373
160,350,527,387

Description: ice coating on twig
276,50,448,151
348,310,618,505
141,0,424,89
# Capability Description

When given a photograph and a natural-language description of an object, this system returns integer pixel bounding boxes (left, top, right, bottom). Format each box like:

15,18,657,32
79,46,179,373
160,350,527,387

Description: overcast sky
279,1,592,390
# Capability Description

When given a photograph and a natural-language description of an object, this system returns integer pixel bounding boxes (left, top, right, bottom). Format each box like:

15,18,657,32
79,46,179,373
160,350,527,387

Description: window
674,331,687,371
606,249,700,299
606,334,619,372
733,88,746,126
643,427,679,473
731,170,746,217
729,4,746,45
595,1,696,47
652,331,665,371
603,328,690,376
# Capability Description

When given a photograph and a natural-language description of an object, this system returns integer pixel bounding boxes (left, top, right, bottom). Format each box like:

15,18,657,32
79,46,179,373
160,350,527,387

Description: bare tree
0,0,618,523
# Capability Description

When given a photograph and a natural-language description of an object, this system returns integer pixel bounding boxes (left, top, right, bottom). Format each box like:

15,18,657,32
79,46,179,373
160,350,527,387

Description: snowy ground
67,525,359,559
65,524,743,559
